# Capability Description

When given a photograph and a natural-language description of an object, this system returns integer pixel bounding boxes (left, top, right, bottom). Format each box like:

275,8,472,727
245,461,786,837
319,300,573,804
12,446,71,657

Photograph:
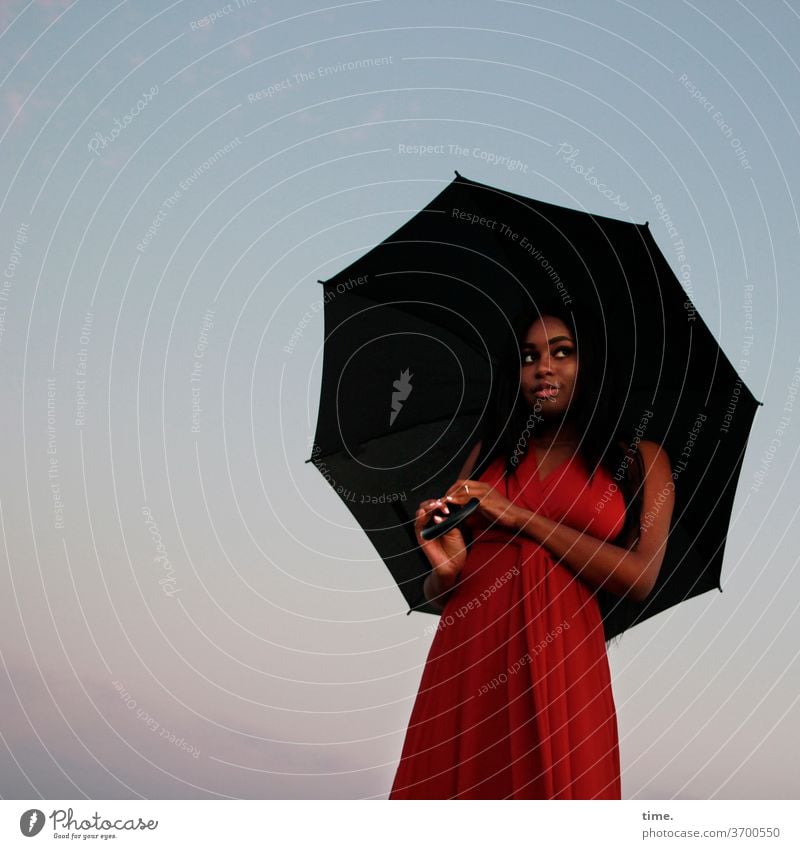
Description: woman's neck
531,421,579,451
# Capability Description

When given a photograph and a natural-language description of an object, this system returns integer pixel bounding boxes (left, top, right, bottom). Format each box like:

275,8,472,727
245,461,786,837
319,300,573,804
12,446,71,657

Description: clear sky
0,0,798,800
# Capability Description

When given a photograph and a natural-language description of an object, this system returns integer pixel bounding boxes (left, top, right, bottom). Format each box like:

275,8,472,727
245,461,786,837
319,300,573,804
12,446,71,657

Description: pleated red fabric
390,446,626,799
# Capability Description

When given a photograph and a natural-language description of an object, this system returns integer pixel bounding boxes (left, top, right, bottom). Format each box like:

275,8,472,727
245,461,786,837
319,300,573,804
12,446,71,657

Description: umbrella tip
454,169,462,179
317,279,325,285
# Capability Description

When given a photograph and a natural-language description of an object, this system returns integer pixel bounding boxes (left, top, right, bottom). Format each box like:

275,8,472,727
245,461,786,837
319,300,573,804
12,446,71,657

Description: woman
389,300,674,799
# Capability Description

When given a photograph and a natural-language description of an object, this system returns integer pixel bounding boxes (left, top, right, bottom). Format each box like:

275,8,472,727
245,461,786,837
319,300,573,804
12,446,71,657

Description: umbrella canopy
308,172,761,640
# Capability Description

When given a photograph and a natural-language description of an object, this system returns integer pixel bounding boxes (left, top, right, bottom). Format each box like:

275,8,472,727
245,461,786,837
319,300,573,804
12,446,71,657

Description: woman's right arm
415,499,466,609
423,569,457,613
419,441,483,610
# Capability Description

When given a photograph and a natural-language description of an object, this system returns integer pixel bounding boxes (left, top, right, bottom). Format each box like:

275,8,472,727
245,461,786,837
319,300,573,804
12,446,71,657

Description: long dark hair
471,297,646,645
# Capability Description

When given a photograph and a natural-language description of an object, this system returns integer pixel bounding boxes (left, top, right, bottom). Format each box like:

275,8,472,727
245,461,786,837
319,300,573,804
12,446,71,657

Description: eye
521,344,574,364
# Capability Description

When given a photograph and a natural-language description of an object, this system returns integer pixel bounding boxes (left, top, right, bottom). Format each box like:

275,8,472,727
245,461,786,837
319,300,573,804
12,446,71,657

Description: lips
533,383,560,399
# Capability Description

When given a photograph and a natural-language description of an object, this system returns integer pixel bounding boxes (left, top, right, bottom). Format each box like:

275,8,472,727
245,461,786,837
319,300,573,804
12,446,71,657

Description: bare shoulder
615,439,671,486
637,440,671,472
616,438,668,462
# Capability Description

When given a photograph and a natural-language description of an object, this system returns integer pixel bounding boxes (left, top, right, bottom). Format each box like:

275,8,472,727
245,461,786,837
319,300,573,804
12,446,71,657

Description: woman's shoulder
616,439,670,477
634,439,669,462
616,437,665,455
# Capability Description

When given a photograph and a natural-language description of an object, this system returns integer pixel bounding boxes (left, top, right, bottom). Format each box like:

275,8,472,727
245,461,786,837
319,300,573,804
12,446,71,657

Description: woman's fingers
418,498,449,516
415,502,440,535
417,500,439,520
445,480,482,504
415,498,452,543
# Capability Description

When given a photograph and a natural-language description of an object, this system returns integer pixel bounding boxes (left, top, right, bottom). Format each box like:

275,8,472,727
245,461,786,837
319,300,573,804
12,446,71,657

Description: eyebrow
520,335,573,349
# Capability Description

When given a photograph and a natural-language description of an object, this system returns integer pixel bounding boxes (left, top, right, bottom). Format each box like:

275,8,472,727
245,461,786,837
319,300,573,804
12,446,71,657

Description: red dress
389,446,626,799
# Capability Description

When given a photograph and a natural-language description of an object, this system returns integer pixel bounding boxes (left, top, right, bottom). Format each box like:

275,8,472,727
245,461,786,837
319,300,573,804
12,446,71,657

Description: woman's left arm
443,441,674,601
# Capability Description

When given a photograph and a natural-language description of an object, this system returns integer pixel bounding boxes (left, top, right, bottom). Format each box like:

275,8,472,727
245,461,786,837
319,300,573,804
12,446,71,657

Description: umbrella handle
420,497,481,541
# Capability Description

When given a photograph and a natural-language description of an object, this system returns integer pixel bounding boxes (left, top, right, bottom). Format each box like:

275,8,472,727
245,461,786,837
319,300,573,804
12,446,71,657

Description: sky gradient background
0,0,798,800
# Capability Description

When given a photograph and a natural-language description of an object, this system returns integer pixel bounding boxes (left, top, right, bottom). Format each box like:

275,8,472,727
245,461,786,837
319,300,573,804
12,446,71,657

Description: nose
535,357,553,377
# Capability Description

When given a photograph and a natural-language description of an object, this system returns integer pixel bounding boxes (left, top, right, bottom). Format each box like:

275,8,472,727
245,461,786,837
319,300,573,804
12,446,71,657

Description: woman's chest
471,451,627,541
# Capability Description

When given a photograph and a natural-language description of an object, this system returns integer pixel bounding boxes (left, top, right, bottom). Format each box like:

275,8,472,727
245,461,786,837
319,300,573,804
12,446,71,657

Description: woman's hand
415,498,468,581
442,479,522,530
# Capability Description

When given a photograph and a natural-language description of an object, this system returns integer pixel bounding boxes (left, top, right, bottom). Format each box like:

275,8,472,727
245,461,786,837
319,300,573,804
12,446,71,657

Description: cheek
564,364,578,391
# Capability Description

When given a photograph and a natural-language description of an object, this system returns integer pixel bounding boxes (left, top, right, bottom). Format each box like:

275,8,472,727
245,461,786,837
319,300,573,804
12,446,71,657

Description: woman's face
519,314,579,417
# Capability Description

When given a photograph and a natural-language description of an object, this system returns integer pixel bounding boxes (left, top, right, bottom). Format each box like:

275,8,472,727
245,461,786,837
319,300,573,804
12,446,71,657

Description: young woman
389,300,674,799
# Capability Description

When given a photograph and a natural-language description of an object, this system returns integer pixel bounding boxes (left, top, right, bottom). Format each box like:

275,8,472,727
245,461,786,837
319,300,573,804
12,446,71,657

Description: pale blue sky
0,0,798,799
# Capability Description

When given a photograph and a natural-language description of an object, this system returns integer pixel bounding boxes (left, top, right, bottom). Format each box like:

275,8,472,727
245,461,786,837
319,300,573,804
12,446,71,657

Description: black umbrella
307,171,761,640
